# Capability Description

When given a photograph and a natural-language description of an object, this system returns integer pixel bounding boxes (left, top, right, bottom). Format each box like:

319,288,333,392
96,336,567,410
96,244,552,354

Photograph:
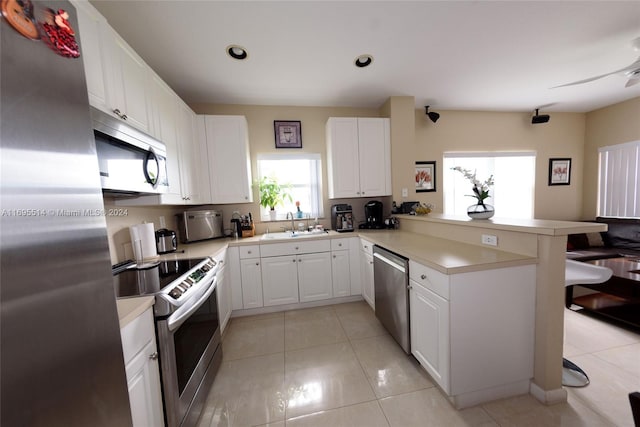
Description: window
257,153,323,220
444,152,536,219
598,141,640,218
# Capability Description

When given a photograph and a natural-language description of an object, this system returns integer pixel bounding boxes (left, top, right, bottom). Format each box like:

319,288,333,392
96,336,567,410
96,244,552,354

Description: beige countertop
398,213,607,236
116,296,155,329
358,230,537,274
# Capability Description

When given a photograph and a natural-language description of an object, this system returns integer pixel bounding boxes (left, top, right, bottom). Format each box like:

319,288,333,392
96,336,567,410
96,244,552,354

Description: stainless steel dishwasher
373,245,410,354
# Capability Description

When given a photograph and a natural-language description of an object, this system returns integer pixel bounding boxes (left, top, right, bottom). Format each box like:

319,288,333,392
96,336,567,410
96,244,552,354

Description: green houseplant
258,176,292,220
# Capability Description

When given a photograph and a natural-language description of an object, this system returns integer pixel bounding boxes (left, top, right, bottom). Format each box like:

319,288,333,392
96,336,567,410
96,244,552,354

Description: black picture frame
415,161,436,192
274,121,302,148
548,158,571,186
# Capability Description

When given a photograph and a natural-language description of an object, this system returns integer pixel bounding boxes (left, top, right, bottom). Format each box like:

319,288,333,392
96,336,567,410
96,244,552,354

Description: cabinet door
298,252,333,302
176,102,201,203
360,251,375,309
261,255,299,306
410,280,450,394
106,28,151,133
240,258,263,309
148,73,183,201
357,118,391,197
326,118,361,198
331,250,351,298
72,0,110,112
216,262,231,333
125,339,164,427
227,247,243,311
349,237,362,296
203,116,253,203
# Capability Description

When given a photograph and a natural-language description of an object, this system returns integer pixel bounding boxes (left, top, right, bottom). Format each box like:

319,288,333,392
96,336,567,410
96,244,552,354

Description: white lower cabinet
215,250,231,333
410,280,450,392
261,255,299,306
331,250,351,298
240,258,263,309
120,307,163,427
359,239,375,309
409,260,536,408
298,252,333,302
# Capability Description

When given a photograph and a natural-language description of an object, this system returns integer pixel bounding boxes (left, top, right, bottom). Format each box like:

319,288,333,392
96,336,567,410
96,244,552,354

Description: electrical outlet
482,234,498,246
402,188,408,197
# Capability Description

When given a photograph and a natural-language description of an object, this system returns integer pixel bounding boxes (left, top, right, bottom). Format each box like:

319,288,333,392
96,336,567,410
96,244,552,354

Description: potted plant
258,176,292,221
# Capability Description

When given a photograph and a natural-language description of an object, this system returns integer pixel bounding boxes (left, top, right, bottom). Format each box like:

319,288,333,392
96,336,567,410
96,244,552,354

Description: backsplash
103,197,183,264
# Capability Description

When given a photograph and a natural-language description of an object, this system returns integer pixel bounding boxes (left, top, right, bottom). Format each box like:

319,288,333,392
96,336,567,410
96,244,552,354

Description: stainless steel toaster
176,210,223,243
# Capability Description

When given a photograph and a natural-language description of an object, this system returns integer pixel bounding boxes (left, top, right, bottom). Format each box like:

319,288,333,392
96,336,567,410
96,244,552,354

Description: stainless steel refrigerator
1,2,133,426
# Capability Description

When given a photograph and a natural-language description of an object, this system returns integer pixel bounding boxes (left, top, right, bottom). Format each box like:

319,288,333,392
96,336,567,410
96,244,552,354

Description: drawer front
409,260,450,300
360,239,374,255
331,238,350,251
239,245,260,259
260,239,331,257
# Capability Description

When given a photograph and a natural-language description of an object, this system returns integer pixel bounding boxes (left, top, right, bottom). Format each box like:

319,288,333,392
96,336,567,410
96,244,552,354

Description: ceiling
90,1,640,113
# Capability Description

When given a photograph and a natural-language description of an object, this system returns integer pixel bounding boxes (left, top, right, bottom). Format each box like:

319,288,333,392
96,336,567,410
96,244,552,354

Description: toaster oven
176,210,223,243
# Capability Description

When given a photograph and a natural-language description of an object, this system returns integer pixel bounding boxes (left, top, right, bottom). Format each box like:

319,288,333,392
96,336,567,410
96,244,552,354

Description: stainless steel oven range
113,257,222,427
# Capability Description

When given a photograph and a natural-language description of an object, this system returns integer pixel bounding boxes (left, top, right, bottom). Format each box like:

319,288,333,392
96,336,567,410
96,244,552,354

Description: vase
467,202,494,219
269,210,277,221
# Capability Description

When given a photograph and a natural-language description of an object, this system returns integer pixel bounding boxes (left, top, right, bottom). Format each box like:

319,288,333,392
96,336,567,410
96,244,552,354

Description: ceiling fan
552,37,640,88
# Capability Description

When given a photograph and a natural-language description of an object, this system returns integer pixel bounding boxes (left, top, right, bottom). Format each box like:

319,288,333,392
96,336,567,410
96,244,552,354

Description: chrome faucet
286,212,295,233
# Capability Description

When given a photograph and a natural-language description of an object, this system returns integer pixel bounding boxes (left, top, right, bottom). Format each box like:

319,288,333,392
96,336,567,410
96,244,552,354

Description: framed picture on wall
548,158,571,185
274,121,302,148
415,161,436,192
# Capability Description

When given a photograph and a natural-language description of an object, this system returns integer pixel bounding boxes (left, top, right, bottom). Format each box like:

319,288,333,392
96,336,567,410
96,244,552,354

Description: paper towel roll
129,222,157,262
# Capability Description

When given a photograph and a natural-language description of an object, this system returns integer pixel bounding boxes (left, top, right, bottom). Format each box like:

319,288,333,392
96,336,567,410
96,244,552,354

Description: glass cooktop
113,258,205,298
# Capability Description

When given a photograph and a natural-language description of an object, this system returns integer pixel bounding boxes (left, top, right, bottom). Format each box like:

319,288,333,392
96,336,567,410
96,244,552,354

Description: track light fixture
532,108,550,124
425,106,440,123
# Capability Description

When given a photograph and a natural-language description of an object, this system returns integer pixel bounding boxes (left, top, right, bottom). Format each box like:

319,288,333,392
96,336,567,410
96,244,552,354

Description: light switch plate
402,188,408,197
482,234,498,246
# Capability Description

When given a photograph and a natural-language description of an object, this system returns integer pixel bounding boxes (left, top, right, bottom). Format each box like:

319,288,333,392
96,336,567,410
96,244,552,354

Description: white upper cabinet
176,101,204,204
72,0,109,111
148,73,182,202
105,29,151,133
200,115,253,204
73,0,150,133
326,117,391,198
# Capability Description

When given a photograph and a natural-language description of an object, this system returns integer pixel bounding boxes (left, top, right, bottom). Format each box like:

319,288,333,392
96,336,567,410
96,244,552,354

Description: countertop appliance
113,257,222,427
92,106,169,196
1,3,133,425
373,245,411,354
156,228,178,254
177,210,224,243
359,200,385,229
331,204,354,232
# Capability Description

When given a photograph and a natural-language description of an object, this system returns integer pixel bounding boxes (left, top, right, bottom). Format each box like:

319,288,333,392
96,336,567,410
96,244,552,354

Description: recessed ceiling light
226,45,248,60
354,54,373,68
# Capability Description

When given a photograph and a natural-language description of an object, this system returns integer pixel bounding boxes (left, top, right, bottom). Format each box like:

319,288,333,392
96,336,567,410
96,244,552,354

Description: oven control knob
201,265,210,272
169,288,182,299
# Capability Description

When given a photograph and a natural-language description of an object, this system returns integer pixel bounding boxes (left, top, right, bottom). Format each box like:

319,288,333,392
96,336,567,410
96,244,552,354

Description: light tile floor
197,301,640,426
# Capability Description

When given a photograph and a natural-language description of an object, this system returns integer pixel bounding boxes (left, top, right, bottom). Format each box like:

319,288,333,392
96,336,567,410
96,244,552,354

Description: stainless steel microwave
91,107,168,195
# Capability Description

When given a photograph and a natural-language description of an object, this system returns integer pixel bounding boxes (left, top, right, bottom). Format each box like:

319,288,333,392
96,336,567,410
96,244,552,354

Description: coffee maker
331,204,354,232
359,200,384,229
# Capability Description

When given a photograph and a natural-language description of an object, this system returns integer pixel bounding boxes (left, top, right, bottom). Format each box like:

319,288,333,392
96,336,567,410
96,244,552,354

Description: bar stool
563,259,613,387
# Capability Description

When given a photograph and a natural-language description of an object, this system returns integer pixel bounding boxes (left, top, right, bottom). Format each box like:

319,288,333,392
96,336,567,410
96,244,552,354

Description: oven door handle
167,276,217,332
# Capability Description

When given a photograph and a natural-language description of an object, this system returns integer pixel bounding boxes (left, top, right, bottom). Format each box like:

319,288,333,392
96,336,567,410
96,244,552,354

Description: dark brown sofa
566,217,640,261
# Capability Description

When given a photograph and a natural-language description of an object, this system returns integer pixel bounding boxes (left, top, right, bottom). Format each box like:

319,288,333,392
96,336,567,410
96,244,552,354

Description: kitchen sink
260,230,328,240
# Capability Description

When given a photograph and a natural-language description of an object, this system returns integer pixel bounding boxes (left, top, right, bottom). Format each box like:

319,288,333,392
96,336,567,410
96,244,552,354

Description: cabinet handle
298,259,302,263
338,243,342,247
149,352,158,361
113,108,122,118
292,259,296,262
247,250,252,254
295,246,299,250
255,262,259,266
122,114,128,121
369,261,373,265
421,274,426,280
333,255,336,258
364,245,368,249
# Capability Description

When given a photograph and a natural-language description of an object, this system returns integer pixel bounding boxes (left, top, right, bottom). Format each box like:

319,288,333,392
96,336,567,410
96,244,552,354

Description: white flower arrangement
451,166,494,206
